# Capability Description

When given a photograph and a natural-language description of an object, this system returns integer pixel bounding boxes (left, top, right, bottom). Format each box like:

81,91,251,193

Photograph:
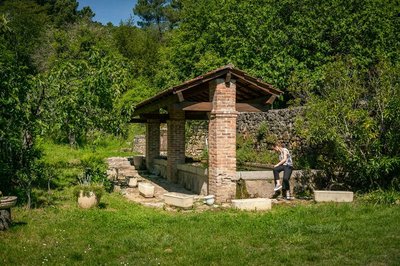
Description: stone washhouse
131,64,283,203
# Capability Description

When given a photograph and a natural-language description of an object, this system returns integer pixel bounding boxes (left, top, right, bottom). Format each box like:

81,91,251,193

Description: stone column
208,78,238,203
167,108,185,183
146,119,160,172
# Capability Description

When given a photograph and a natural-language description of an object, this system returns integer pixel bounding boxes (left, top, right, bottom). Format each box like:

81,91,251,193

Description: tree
113,21,161,79
78,6,95,21
0,12,45,207
296,59,400,190
41,22,133,146
155,0,399,105
133,0,181,35
0,0,49,71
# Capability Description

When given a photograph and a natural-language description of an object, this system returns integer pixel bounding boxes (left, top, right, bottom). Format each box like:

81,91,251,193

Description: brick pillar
146,119,160,172
167,108,185,183
208,78,237,203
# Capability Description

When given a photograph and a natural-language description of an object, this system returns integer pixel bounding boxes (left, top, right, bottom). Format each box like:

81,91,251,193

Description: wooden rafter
131,65,284,123
173,101,269,112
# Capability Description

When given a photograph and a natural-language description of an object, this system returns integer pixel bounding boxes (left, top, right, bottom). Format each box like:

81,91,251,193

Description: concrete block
163,193,194,208
231,198,272,211
138,182,155,198
314,190,353,202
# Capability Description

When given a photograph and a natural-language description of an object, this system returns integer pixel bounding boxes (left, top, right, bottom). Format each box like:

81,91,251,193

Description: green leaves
296,59,400,190
43,47,132,145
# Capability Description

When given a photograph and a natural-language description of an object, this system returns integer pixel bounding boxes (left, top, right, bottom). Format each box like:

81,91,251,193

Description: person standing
272,142,293,200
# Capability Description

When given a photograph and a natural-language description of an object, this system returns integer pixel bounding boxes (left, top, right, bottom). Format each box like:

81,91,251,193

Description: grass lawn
1,192,399,266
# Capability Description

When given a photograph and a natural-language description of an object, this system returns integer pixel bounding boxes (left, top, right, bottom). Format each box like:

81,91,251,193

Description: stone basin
0,196,17,230
314,190,354,202
0,196,17,209
231,198,272,211
163,193,194,208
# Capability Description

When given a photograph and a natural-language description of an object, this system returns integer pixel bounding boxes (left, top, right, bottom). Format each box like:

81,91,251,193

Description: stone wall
152,158,310,198
237,107,305,149
153,159,207,195
133,107,305,158
183,107,305,156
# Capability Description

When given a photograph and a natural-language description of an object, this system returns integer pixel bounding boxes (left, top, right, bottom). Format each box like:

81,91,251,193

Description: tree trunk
26,189,31,209
0,209,11,230
68,131,76,147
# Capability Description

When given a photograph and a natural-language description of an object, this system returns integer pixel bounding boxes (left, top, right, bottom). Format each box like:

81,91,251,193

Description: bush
73,184,105,201
236,134,277,166
296,60,400,191
358,189,400,205
80,156,112,192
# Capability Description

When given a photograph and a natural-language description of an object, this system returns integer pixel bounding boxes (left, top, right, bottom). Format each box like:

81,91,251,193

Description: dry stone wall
237,107,305,150
132,107,305,157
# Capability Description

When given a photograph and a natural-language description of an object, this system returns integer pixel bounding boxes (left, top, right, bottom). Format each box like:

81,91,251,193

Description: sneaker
274,184,282,191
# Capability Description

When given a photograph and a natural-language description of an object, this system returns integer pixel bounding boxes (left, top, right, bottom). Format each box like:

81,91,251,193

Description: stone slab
314,190,353,202
231,198,272,211
163,193,194,208
138,182,155,198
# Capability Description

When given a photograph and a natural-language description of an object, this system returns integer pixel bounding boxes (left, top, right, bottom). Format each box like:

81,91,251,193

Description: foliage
73,184,104,201
0,2,48,208
296,59,400,191
113,22,161,79
133,0,181,33
236,134,277,166
72,155,108,201
358,188,400,205
156,0,399,105
41,22,133,145
37,137,134,197
30,188,63,208
79,155,112,192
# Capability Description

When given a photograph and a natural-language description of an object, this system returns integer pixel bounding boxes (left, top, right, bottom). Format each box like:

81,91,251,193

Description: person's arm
274,150,288,168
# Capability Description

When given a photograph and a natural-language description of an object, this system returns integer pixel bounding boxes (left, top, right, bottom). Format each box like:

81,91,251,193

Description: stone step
231,198,272,211
118,169,139,177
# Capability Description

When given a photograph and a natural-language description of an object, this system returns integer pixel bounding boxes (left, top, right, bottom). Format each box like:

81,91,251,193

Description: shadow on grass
12,221,28,228
98,202,108,209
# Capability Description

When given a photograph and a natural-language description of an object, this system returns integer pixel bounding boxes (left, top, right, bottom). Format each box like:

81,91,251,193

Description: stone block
163,193,194,208
128,178,137,188
132,156,145,170
138,182,155,198
314,190,353,202
231,198,272,211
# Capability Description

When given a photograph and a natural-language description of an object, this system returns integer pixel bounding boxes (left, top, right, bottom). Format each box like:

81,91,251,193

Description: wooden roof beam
174,101,270,112
133,94,179,117
232,72,281,96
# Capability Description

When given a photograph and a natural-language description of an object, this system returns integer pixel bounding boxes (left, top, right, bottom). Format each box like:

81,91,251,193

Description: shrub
80,156,112,192
358,189,400,205
73,184,105,201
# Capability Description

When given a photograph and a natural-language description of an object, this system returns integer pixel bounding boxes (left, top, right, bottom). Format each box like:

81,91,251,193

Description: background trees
0,0,48,205
296,59,400,191
41,22,133,145
0,0,399,205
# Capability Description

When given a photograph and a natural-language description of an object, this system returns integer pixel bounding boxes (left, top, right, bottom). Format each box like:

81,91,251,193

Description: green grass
1,192,399,265
37,136,138,190
40,136,136,166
